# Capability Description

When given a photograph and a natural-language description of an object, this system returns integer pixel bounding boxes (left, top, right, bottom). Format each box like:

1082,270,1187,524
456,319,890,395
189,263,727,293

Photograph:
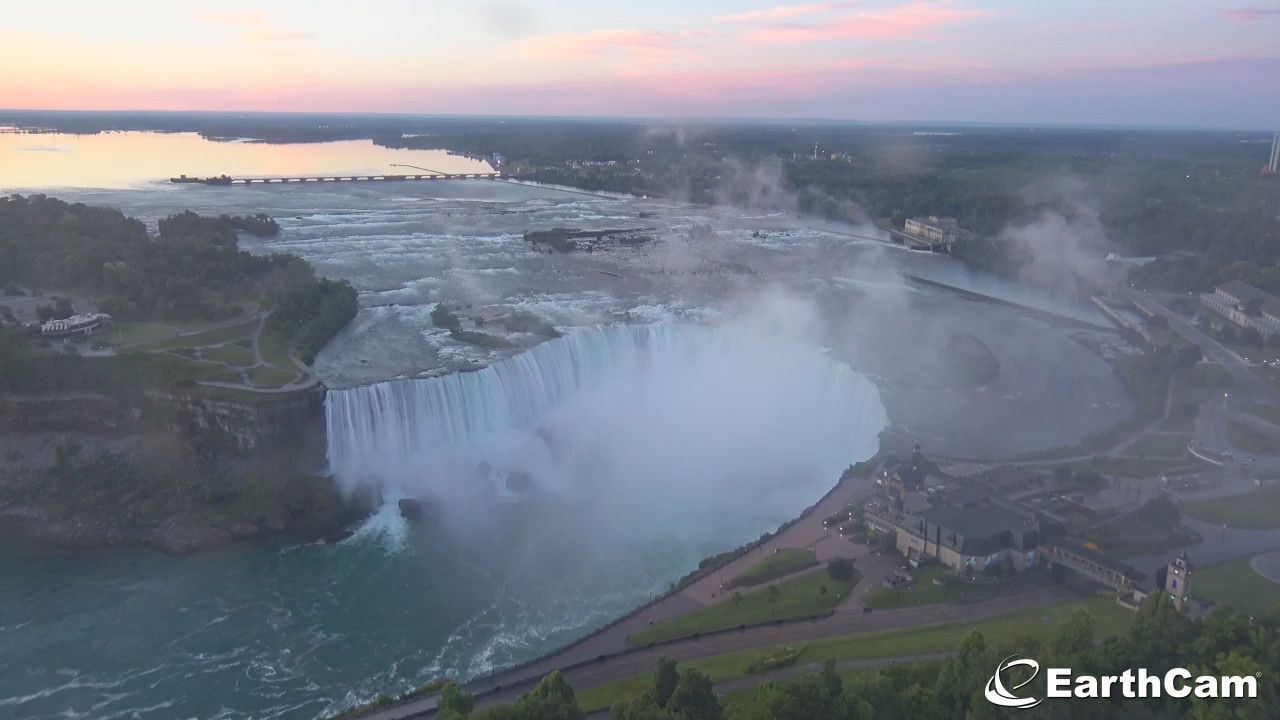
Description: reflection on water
0,131,494,190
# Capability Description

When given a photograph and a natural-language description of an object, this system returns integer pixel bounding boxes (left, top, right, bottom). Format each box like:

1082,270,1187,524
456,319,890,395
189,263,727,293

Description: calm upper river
0,130,492,189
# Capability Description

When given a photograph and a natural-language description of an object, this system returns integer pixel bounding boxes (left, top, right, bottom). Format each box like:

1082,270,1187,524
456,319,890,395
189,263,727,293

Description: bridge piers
202,172,502,187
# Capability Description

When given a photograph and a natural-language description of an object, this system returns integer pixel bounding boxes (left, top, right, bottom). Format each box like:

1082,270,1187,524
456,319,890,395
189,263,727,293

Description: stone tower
1164,551,1193,611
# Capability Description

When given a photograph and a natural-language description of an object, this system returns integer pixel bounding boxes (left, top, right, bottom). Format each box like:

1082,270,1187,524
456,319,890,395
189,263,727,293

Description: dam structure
325,323,888,502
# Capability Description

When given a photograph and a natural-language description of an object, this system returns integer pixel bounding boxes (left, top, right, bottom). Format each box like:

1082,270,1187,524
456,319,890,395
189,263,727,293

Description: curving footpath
359,586,1073,719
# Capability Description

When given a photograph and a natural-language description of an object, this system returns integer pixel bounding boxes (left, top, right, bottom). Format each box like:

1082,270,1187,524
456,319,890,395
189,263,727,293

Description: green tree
754,672,845,720
502,671,583,720
437,682,476,719
827,558,856,582
1049,608,1095,658
653,656,679,708
766,584,781,614
667,668,722,720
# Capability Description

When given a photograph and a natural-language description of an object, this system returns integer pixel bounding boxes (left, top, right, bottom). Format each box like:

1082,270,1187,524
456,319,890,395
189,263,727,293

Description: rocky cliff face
0,384,357,555
0,384,327,450
0,393,137,432
145,384,326,450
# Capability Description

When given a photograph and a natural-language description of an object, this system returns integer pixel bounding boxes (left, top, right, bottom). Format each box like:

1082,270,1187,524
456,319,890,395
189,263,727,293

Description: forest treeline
0,195,356,389
396,122,1280,291
5,116,1276,292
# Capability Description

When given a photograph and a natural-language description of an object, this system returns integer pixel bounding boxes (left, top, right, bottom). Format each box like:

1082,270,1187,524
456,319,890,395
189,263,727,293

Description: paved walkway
651,472,878,614
360,586,1073,719
1130,516,1280,580
195,313,320,393
1249,550,1280,583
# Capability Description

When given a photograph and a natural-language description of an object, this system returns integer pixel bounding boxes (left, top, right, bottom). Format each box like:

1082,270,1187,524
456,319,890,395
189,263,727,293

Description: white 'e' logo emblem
985,655,1043,709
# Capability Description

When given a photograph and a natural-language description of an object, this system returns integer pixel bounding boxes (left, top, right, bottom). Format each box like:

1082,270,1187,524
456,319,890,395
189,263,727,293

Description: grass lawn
125,318,258,353
1243,403,1280,428
1176,364,1235,407
1125,433,1191,458
1156,412,1197,433
1257,366,1280,395
1038,456,1198,479
203,343,256,367
249,364,297,388
578,596,1131,712
1226,419,1280,455
102,321,182,345
189,361,242,384
629,570,857,646
1193,556,1280,616
260,329,297,370
731,549,818,587
1182,485,1280,529
864,565,1050,610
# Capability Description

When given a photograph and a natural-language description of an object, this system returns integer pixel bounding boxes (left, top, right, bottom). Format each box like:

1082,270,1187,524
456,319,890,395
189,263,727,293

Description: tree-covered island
0,194,362,553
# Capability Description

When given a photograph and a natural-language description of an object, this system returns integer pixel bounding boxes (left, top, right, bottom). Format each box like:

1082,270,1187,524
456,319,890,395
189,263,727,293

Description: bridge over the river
172,171,502,186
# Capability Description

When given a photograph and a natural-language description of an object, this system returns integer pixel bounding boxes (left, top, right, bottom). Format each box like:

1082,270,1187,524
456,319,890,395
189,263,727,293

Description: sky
1,0,1278,127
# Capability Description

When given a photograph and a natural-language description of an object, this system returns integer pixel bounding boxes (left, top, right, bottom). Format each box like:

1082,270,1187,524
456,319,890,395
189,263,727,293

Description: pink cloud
9,56,1278,128
1219,7,1280,21
746,1,988,43
715,2,857,23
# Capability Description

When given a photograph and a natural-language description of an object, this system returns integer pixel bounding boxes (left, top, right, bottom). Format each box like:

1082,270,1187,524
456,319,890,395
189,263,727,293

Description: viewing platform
170,172,502,186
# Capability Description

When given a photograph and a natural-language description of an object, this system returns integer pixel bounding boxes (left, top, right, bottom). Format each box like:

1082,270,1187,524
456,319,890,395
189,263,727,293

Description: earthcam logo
985,655,1044,708
984,655,1259,708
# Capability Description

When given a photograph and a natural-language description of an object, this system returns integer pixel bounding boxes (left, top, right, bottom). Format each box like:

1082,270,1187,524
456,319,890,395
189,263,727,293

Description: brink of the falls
325,323,888,546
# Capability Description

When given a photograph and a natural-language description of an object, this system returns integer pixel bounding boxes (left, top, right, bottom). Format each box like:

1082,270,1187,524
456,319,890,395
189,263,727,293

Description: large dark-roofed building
896,498,1040,572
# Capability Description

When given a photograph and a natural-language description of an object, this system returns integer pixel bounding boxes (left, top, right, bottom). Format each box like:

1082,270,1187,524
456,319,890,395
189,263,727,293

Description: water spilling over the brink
326,323,888,550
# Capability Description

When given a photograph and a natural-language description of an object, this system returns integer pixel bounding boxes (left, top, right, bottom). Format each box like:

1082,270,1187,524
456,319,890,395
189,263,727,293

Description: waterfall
325,323,888,507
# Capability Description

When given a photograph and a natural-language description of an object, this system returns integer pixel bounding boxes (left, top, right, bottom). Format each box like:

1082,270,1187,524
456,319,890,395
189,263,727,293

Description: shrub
747,646,806,674
827,558,857,582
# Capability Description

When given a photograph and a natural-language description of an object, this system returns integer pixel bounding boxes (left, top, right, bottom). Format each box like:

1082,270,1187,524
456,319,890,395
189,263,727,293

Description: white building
40,312,112,338
1200,281,1280,338
903,216,961,252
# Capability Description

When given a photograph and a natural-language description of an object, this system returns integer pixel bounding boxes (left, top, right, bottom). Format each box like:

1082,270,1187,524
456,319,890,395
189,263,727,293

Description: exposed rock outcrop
938,332,1001,386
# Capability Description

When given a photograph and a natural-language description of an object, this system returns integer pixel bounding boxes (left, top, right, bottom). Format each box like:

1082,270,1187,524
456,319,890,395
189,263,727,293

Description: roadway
1127,292,1280,470
1127,292,1280,405
360,586,1073,720
1129,516,1280,582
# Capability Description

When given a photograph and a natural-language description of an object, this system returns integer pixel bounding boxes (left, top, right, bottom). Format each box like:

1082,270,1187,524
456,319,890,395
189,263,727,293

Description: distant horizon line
0,107,1275,134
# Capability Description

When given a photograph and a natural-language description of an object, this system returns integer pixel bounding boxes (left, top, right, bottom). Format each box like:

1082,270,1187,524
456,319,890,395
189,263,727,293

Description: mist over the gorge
0,129,1142,720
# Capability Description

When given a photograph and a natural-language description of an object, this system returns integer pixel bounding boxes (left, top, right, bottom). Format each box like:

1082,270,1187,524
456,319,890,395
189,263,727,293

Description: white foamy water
2,171,1132,720
327,322,888,550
